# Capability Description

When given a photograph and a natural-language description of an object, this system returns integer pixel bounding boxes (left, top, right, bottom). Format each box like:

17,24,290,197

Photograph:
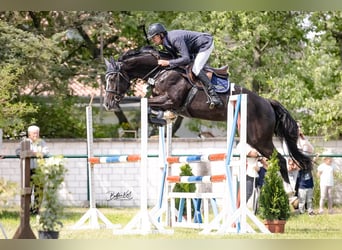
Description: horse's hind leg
250,140,289,184
276,152,289,184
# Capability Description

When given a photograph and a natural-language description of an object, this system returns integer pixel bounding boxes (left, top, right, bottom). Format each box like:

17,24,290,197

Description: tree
164,11,342,139
259,150,291,221
1,11,158,137
0,12,103,138
305,12,342,139
1,11,341,139
158,11,312,135
0,19,64,137
0,65,35,136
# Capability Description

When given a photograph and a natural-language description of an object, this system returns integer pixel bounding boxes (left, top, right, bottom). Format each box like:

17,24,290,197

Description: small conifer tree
258,150,291,221
172,164,196,216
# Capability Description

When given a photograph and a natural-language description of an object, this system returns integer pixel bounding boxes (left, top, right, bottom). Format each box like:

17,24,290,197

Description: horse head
104,57,131,111
104,46,173,111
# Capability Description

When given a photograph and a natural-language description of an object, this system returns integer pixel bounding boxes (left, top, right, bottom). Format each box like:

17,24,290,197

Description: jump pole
201,93,270,234
227,94,270,234
198,93,242,234
148,124,169,224
149,114,175,227
72,104,120,230
113,98,172,235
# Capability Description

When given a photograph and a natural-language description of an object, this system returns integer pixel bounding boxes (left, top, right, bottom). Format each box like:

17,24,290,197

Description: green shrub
172,164,196,216
0,178,18,209
258,150,291,221
32,156,67,231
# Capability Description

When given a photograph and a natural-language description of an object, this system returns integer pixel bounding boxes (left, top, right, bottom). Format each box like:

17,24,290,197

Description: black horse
104,46,312,183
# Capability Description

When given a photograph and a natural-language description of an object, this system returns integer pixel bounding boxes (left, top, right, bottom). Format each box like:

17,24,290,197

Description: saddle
204,65,229,79
183,64,230,93
184,64,229,85
148,63,230,125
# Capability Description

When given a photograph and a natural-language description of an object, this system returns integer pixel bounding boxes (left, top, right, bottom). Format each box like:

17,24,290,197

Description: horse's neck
123,56,158,79
121,48,173,80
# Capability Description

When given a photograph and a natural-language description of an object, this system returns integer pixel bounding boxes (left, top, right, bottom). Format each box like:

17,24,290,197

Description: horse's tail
269,99,312,171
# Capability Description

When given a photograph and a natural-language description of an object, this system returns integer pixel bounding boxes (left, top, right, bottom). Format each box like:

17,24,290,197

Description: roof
69,81,104,97
22,78,147,99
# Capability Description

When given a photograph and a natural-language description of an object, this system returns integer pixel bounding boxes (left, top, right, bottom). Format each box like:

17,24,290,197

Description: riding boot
197,70,223,108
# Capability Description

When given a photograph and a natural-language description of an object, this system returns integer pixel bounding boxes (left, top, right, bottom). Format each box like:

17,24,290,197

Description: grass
1,206,342,239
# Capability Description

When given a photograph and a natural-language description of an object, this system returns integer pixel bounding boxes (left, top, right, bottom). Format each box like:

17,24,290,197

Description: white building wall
1,137,341,208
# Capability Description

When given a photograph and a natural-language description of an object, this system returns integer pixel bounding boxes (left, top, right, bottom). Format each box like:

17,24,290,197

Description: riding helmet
147,23,167,39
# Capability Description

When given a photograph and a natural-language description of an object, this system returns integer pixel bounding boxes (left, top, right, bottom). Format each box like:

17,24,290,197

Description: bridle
105,50,165,102
105,61,130,102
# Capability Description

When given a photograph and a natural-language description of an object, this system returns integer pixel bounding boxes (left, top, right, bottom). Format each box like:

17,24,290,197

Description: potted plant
258,150,291,233
31,155,67,239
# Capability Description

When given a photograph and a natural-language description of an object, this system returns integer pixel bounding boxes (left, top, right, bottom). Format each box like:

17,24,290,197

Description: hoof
148,117,166,126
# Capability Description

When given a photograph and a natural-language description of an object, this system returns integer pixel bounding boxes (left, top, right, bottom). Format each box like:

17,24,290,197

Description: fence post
13,139,36,239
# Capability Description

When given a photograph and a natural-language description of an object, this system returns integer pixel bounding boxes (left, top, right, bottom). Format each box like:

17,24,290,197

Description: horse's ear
110,56,116,65
104,58,111,68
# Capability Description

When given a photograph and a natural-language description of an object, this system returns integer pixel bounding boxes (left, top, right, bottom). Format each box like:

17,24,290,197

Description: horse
104,46,312,183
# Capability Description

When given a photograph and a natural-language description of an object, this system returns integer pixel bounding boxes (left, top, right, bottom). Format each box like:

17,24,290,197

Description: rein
105,49,168,96
140,65,161,81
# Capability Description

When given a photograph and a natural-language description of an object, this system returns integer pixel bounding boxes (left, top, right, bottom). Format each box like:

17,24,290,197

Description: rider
147,23,223,108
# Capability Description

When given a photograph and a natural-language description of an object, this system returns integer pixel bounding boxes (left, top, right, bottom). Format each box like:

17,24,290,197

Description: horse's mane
119,45,173,61
139,45,159,54
119,46,160,61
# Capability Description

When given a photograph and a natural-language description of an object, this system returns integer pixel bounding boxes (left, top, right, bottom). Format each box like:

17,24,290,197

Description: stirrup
209,102,216,110
206,96,223,109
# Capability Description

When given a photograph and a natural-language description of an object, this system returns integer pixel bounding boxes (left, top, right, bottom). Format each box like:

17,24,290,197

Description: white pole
86,106,95,209
113,98,173,235
226,93,236,215
239,94,247,233
72,105,118,230
165,120,173,226
140,98,149,231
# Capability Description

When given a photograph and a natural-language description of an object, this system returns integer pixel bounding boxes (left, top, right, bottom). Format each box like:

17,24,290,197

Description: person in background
295,122,315,215
16,125,49,215
297,169,315,215
256,157,268,189
285,159,300,210
283,122,314,210
147,23,223,108
297,122,314,155
235,143,262,204
317,153,337,214
254,156,268,214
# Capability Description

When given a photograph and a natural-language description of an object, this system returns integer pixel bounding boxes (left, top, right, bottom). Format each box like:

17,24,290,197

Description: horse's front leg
148,94,174,111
